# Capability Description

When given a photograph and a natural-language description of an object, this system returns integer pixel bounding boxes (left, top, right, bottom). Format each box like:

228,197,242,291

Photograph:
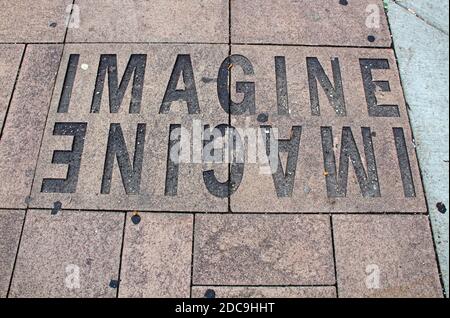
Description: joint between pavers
63,0,76,44
115,212,128,298
5,209,28,298
0,45,26,141
15,207,431,215
11,207,431,215
330,215,339,298
230,42,393,50
1,42,393,49
189,213,196,298
25,44,66,213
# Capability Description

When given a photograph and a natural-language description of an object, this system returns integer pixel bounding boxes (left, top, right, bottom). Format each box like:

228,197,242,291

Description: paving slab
0,45,24,132
333,215,443,298
119,213,193,298
29,44,229,212
388,0,449,296
0,210,25,298
191,286,336,298
229,45,425,213
231,0,392,47
66,0,229,43
0,45,62,209
193,215,335,285
9,210,124,298
0,0,72,43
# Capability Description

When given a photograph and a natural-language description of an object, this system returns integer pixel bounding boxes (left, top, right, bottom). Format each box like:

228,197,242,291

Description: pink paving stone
67,0,229,43
9,210,124,298
231,0,392,47
193,214,335,286
333,215,443,298
119,213,193,298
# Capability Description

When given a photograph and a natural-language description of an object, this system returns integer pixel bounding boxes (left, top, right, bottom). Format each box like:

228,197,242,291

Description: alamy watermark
365,4,381,29
365,264,381,290
167,119,282,175
65,264,80,289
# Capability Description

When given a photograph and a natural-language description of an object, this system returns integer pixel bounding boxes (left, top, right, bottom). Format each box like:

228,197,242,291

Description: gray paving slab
67,0,229,43
0,210,24,298
388,0,449,296
0,45,62,209
193,215,335,286
231,0,392,47
119,213,193,298
0,0,72,43
9,210,124,298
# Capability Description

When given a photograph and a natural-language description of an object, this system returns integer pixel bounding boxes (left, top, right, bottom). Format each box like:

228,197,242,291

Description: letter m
91,54,147,113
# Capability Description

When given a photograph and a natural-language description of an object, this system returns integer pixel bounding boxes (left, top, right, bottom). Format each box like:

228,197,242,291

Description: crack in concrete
392,0,449,36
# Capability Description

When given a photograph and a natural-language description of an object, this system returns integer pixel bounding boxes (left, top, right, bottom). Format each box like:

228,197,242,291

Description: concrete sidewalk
387,0,449,296
0,0,446,298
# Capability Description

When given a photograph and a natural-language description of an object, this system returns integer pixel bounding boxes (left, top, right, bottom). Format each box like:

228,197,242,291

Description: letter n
101,123,146,194
307,57,346,116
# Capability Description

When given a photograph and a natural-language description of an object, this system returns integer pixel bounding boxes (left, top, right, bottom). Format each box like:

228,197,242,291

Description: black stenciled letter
360,59,400,117
57,54,79,113
164,124,181,196
101,123,146,195
41,122,87,193
159,54,200,114
203,124,244,198
275,56,289,115
218,55,255,115
393,128,416,197
262,126,302,197
321,127,380,198
91,54,147,113
307,57,346,116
